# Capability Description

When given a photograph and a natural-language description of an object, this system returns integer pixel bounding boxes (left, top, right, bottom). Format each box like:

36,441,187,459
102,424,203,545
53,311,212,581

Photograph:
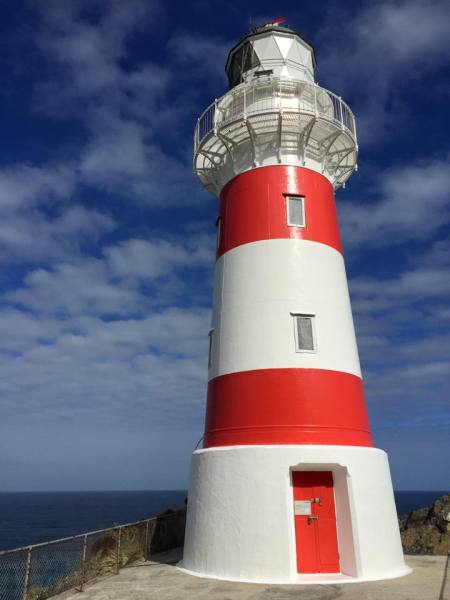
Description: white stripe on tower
209,238,361,380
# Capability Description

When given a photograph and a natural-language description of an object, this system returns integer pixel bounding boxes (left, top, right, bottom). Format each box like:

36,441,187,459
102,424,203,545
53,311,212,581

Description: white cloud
105,236,213,279
0,205,115,264
0,1,209,267
350,1,450,63
346,238,450,432
33,0,169,125
55,205,115,239
21,0,202,209
0,306,210,431
0,309,59,352
339,158,450,248
7,259,141,317
5,231,215,316
168,32,231,84
351,238,450,306
318,0,450,142
79,124,198,204
0,164,76,210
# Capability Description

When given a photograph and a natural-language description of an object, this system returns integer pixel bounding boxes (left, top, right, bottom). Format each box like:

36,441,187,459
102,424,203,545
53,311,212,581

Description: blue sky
0,0,449,491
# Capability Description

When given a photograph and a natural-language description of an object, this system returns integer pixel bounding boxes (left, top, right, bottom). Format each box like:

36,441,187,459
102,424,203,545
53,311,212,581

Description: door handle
307,515,318,525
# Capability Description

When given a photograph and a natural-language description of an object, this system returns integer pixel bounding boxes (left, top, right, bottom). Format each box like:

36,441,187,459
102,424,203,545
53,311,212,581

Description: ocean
0,489,447,552
0,490,186,551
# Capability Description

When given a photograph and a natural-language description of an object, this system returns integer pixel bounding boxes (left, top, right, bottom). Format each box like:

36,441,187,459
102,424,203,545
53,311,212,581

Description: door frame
289,465,358,577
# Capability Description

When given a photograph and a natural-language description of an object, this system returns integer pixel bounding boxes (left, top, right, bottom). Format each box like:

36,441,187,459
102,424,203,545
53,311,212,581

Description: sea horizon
0,489,448,552
0,487,446,493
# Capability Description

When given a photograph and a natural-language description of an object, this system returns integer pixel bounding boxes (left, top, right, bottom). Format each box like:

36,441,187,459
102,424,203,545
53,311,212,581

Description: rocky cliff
399,493,450,554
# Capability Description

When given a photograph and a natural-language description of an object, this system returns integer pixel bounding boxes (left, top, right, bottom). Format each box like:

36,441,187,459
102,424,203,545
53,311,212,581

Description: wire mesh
84,529,119,580
149,510,186,555
27,538,83,600
0,510,186,600
119,522,147,568
0,548,28,600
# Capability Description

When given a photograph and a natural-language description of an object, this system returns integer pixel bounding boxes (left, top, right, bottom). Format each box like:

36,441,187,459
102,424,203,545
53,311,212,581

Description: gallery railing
0,508,186,600
194,76,357,150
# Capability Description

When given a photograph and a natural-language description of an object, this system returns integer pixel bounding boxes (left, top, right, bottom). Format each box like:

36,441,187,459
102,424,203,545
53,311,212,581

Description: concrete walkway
55,548,450,600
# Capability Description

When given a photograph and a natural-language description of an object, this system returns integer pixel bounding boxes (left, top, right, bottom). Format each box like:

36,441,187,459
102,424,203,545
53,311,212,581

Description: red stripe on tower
217,166,342,258
204,368,372,447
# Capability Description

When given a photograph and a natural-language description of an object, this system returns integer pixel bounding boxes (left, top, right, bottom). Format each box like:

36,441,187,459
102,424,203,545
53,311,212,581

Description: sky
0,0,449,492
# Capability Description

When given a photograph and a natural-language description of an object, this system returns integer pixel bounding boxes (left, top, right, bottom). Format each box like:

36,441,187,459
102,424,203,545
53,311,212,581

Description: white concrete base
179,445,411,584
178,564,412,585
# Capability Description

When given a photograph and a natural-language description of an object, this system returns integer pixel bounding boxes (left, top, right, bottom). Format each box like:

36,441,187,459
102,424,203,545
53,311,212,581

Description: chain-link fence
0,509,186,600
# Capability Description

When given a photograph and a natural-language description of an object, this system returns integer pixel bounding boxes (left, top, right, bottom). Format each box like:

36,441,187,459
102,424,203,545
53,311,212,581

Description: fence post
22,547,32,600
78,534,88,591
144,520,150,561
116,527,122,574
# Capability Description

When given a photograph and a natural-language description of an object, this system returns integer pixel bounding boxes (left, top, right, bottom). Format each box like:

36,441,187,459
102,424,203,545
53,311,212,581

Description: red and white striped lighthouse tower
180,21,410,584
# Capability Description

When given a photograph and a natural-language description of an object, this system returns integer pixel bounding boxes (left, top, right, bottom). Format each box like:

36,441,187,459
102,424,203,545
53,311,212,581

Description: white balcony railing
193,76,358,194
195,77,356,151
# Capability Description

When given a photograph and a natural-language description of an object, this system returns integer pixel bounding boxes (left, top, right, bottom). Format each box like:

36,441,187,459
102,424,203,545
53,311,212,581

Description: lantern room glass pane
227,42,260,89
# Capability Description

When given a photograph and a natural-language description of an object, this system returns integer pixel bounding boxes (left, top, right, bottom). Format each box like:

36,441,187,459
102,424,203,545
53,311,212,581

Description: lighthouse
180,21,410,583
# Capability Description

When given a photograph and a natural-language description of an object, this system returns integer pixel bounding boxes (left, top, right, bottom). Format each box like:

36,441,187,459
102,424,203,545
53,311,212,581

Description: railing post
314,83,318,119
78,534,88,591
213,99,218,134
116,527,122,574
22,547,32,600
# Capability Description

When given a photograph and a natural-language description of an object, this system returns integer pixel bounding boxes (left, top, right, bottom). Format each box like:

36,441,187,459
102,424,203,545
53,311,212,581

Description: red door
292,471,340,573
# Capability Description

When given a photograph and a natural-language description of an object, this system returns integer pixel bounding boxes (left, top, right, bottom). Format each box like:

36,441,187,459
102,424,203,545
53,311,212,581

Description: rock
399,493,450,555
433,495,450,534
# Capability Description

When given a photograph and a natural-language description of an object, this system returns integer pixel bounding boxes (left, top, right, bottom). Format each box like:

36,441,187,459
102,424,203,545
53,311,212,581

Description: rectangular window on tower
292,314,316,352
286,196,305,227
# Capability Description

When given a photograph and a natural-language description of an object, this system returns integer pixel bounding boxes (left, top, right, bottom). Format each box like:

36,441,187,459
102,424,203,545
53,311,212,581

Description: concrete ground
55,548,450,600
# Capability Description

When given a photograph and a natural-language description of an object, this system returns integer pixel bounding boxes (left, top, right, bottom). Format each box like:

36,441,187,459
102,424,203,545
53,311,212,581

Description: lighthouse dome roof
225,22,317,89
